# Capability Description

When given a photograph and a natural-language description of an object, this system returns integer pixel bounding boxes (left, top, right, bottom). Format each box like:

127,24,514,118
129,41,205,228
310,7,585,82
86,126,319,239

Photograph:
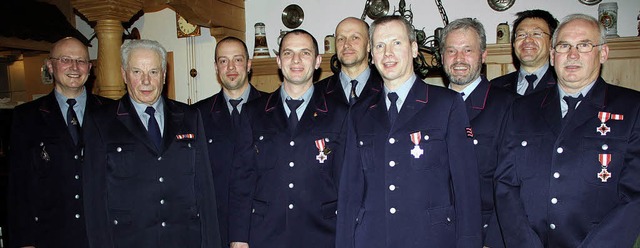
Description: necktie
562,95,584,124
286,99,304,131
349,80,359,105
66,99,81,145
388,92,399,125
524,74,538,95
229,99,242,127
145,106,162,149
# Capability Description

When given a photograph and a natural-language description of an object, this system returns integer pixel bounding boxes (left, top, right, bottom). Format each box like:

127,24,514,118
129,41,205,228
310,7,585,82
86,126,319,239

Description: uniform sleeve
7,107,36,247
446,97,482,247
579,106,640,247
228,109,257,243
193,110,223,248
493,106,544,248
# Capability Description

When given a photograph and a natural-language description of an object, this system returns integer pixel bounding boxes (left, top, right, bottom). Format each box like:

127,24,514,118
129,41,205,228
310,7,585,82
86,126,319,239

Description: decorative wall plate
488,0,515,11
367,0,389,20
282,4,304,29
579,0,602,5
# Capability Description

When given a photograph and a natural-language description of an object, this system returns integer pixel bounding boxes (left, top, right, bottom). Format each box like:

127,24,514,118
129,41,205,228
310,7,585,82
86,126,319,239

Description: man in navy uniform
229,29,348,248
193,37,263,247
490,10,558,95
316,17,382,106
8,37,112,248
494,14,640,247
337,15,481,248
440,18,516,247
82,39,221,248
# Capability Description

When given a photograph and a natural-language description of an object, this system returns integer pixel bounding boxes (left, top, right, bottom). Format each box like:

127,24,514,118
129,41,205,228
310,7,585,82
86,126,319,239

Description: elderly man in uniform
491,10,558,95
193,36,264,247
494,14,640,247
229,29,348,248
316,17,382,106
336,15,481,248
8,37,112,248
440,18,516,247
82,39,221,247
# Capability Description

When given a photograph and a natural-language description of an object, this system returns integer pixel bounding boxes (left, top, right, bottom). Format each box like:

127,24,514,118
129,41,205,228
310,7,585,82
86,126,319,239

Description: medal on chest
596,112,624,136
315,139,328,163
410,131,424,159
597,153,612,182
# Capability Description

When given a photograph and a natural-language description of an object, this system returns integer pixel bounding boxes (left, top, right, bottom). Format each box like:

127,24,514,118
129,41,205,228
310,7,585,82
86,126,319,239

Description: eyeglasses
514,31,551,41
49,57,90,66
553,43,604,53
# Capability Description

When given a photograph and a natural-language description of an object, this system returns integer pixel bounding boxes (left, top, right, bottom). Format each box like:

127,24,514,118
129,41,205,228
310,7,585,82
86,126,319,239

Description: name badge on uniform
410,131,423,159
315,139,328,163
596,112,624,136
597,153,612,182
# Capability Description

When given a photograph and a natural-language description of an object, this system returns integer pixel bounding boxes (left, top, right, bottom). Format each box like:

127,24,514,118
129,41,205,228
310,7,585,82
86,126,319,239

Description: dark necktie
524,74,538,95
562,95,584,124
286,99,304,131
229,99,242,127
349,80,359,105
145,106,162,149
66,99,81,145
388,92,399,125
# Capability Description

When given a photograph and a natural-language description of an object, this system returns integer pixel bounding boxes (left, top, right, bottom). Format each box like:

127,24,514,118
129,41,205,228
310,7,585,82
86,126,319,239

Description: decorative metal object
282,4,304,29
367,0,390,20
488,0,515,12
253,22,270,58
579,0,602,5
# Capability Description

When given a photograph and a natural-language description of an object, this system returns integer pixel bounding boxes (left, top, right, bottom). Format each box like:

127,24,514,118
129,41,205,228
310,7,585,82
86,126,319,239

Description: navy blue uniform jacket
494,78,640,247
337,77,482,248
82,95,221,248
490,66,556,95
229,86,349,248
8,90,111,248
192,85,263,246
464,77,516,247
315,65,382,107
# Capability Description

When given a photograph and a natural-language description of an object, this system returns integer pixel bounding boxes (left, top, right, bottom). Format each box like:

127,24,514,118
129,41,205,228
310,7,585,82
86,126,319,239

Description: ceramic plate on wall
282,4,304,29
488,0,515,11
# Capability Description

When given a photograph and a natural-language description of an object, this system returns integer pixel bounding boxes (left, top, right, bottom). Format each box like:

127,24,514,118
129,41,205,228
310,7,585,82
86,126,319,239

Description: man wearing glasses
491,10,558,95
493,14,640,247
8,37,112,247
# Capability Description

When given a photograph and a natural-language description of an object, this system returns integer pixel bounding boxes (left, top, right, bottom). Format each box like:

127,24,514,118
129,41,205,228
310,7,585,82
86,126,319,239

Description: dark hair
279,29,319,56
512,9,558,43
369,15,416,46
215,37,249,62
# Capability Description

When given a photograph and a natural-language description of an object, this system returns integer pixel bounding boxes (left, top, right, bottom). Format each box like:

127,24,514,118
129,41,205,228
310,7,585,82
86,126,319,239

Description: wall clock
176,14,201,38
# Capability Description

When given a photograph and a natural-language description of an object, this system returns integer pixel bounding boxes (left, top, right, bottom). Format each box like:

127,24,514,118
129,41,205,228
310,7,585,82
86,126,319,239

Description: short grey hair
439,18,487,55
552,13,607,48
369,15,416,47
121,39,167,71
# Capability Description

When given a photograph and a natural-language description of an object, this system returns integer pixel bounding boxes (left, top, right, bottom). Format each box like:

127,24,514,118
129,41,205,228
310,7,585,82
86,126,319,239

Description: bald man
8,37,113,248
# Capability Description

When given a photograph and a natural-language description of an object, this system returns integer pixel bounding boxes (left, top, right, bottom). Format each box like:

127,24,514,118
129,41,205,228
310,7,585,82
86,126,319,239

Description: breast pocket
253,131,278,170
410,129,446,170
512,134,544,180
311,131,341,169
580,136,626,186
32,137,63,177
356,135,375,172
106,143,137,178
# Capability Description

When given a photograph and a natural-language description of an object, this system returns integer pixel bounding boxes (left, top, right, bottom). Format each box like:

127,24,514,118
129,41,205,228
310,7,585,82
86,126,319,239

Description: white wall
76,1,640,103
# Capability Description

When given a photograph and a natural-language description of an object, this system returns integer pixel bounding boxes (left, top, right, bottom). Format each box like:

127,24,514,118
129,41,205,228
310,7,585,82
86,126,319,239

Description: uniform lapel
39,91,75,145
366,88,391,131
465,78,491,122
392,78,428,132
162,98,185,151
540,87,563,135
116,95,158,151
533,67,557,94
563,78,607,133
322,74,349,105
264,90,288,132
297,89,329,136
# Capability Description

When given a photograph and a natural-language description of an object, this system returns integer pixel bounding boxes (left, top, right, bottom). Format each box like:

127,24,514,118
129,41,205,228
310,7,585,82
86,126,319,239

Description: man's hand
230,242,249,248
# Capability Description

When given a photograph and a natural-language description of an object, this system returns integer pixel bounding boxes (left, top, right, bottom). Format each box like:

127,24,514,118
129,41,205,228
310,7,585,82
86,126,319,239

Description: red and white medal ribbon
315,139,327,163
596,112,624,136
597,153,612,182
410,131,424,159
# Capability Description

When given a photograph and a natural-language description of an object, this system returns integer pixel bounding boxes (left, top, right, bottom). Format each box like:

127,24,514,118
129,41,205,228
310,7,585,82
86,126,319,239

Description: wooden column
72,0,143,99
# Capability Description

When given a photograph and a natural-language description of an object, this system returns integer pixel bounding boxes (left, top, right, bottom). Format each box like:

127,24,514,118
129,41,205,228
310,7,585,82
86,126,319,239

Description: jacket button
288,204,294,209
602,144,608,150
556,147,563,154
290,141,295,146
389,161,396,167
117,147,122,152
473,139,478,145
553,172,560,178
550,223,556,229
389,208,397,214
114,220,118,225
388,138,396,144
289,162,295,167
521,141,528,146
208,139,213,143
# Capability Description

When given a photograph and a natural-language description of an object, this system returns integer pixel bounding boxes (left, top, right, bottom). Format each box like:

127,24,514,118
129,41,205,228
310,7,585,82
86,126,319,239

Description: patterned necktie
388,92,399,125
524,74,538,95
286,99,304,131
66,98,81,145
229,99,242,127
145,106,162,149
349,80,359,105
